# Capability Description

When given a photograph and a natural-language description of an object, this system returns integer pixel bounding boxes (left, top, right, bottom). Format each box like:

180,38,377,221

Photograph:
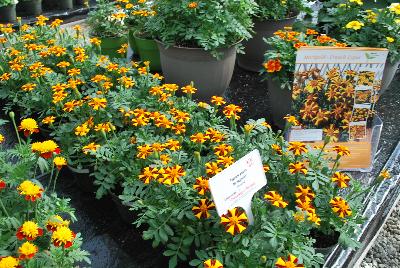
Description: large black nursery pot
17,0,42,16
0,4,17,23
238,15,298,72
156,41,237,101
268,77,292,129
381,59,399,94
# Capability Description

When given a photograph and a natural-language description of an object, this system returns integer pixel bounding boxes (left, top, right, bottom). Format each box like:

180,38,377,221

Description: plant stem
10,114,21,146
52,169,60,193
0,198,10,218
47,162,55,192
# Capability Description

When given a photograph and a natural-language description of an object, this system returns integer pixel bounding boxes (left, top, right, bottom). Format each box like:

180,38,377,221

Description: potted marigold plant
87,0,128,59
123,0,161,71
146,0,257,101
262,29,345,128
0,0,18,22
238,0,309,72
17,0,42,16
318,1,400,93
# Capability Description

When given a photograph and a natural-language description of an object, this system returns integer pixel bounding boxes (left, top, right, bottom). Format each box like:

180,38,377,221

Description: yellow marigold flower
346,21,364,30
294,185,315,201
18,118,39,137
210,96,226,106
51,226,76,248
330,197,352,218
82,142,100,154
46,215,70,232
0,72,11,81
165,139,181,151
42,116,55,125
205,162,222,176
139,167,159,184
159,165,186,185
160,154,170,165
271,144,283,155
295,199,315,214
386,37,395,43
214,143,233,156
264,191,288,208
190,132,209,143
0,256,20,268
223,104,242,120
18,241,38,260
50,18,63,28
53,156,67,170
283,115,299,126
204,259,223,268
16,221,43,240
349,0,363,5
171,123,186,134
263,164,270,173
17,181,43,202
67,68,81,76
331,172,350,188
287,141,308,156
307,212,321,226
217,156,234,168
75,124,90,136
220,207,248,235
88,98,107,110
0,134,4,144
21,83,36,92
192,199,215,219
389,3,400,15
193,177,209,195
136,144,153,159
332,145,350,156
293,211,306,222
31,140,60,159
289,162,307,175
90,37,101,46
181,85,197,94
198,102,209,108
379,169,391,180
275,254,304,268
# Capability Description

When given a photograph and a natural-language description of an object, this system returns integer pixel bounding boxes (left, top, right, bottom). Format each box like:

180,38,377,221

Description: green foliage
0,0,18,8
254,0,309,20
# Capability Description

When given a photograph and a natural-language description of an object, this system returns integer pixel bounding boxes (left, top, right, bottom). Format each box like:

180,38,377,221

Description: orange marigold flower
82,142,100,154
46,215,70,232
332,145,350,156
192,199,215,219
330,197,352,218
289,162,308,175
159,165,186,185
31,140,61,159
205,162,222,176
75,123,90,136
193,177,209,195
294,185,315,201
51,226,76,248
379,169,391,180
210,96,226,106
188,1,198,8
165,139,181,151
220,207,248,235
139,167,159,184
217,156,234,168
181,85,197,94
223,104,242,120
295,199,315,214
136,144,153,159
206,128,225,143
264,191,288,208
18,118,39,137
263,164,270,173
42,116,56,125
294,42,308,49
306,29,318,35
204,259,223,268
331,172,350,188
17,181,43,202
263,59,282,73
53,156,67,170
190,132,209,143
88,98,107,110
275,254,304,268
271,144,283,155
16,221,43,240
287,141,308,156
283,115,299,126
171,123,186,134
18,241,38,260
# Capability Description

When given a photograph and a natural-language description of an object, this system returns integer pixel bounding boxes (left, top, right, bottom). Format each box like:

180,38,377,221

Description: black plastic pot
17,0,42,16
267,78,292,129
68,166,96,193
156,40,238,101
58,0,73,10
0,4,16,23
74,0,87,6
110,192,136,225
381,59,399,94
238,15,298,72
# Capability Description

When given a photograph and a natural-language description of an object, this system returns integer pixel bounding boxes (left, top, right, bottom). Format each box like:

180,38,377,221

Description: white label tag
209,149,266,225
289,129,323,142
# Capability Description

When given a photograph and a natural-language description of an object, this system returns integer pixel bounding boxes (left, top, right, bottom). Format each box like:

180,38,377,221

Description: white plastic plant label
209,149,267,225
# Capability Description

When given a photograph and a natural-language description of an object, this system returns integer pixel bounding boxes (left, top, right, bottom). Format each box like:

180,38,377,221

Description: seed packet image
355,90,372,104
349,122,367,140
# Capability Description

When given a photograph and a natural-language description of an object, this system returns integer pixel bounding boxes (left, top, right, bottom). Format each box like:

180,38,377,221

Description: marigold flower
283,115,299,126
82,142,100,154
346,21,364,30
331,172,350,188
332,145,350,156
0,134,4,144
214,144,233,156
210,96,226,106
0,179,5,190
0,73,11,81
220,207,248,235
198,102,209,108
16,221,43,241
46,215,70,232
330,197,352,218
295,199,315,214
223,104,242,120
379,169,391,180
159,165,185,185
18,118,39,137
67,68,81,76
389,3,400,14
53,156,67,170
17,181,43,202
75,124,90,136
264,191,288,208
139,167,159,184
307,212,321,226
21,83,36,92
188,1,198,8
192,199,215,219
51,226,76,248
289,162,307,175
165,139,181,151
0,256,20,268
136,144,153,159
171,124,186,134
287,142,308,156
193,177,209,195
18,241,38,260
190,132,209,143
31,140,61,159
205,162,222,176
271,144,283,155
275,254,304,268
204,259,223,268
294,185,315,201
206,128,225,143
263,59,282,73
217,156,234,168
181,85,197,94
42,116,56,125
88,98,107,110
306,29,318,35
263,164,270,173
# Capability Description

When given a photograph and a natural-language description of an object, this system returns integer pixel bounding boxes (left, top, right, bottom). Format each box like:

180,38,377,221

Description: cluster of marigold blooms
263,28,346,73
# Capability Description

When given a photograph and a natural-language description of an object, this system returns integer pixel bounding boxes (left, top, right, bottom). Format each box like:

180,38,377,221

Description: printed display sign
209,149,266,224
289,47,388,143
